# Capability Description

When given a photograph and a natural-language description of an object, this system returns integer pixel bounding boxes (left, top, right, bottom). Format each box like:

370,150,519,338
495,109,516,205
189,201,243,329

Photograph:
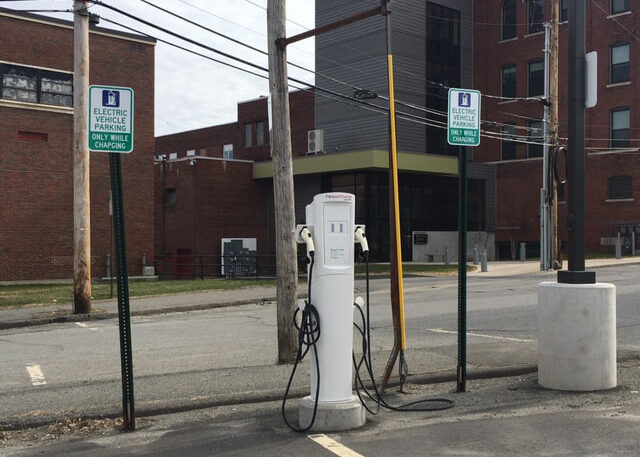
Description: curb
3,351,639,430
0,295,312,331
0,298,274,331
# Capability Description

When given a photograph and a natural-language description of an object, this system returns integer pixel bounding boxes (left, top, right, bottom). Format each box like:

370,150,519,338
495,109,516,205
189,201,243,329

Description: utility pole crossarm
276,5,385,49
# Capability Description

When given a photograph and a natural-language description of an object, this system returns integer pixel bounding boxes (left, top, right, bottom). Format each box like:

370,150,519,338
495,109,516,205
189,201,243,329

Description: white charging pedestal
538,282,617,391
297,193,365,431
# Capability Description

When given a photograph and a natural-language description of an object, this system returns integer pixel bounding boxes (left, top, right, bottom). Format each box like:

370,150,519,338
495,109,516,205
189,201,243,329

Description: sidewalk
2,256,640,330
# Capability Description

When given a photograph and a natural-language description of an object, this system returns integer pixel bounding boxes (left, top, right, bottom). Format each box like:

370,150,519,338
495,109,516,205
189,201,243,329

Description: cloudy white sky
6,0,315,136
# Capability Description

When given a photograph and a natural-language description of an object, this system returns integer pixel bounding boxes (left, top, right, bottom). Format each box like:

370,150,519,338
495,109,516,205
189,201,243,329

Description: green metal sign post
89,85,135,430
109,152,135,431
448,88,481,393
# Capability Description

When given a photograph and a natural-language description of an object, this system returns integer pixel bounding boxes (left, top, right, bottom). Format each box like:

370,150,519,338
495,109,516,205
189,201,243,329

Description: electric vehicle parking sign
448,88,481,147
89,85,134,153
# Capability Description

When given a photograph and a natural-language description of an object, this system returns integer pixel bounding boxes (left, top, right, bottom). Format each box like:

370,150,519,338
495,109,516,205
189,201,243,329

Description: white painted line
308,434,366,457
428,328,534,343
75,322,98,331
26,364,47,386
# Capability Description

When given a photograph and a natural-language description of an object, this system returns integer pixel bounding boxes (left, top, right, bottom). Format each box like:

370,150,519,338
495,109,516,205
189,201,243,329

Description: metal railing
154,253,309,280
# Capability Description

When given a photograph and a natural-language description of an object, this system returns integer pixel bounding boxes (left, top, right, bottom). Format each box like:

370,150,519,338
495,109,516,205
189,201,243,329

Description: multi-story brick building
0,8,155,281
154,90,314,276
474,0,640,258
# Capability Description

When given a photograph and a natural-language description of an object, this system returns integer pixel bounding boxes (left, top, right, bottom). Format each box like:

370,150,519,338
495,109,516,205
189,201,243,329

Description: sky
5,0,315,136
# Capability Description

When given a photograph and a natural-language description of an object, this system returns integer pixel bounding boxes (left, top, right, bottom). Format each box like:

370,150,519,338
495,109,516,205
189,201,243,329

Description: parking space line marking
26,364,47,386
308,434,365,457
428,328,534,343
75,322,98,331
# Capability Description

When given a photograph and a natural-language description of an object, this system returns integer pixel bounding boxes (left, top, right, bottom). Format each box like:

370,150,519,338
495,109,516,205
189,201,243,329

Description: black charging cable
281,252,322,432
352,250,455,414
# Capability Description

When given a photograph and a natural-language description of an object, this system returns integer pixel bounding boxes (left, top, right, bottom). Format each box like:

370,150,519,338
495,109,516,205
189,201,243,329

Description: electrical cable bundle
352,251,454,414
281,252,321,433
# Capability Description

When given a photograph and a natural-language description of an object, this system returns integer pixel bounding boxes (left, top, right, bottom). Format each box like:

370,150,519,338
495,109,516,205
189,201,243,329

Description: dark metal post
457,147,468,392
557,0,595,284
110,153,135,431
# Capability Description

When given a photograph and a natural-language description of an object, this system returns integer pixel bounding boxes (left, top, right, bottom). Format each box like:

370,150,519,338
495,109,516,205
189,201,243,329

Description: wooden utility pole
73,0,92,314
267,0,298,363
550,0,561,268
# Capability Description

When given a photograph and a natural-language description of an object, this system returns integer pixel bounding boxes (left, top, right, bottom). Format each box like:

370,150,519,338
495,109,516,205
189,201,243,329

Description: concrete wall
412,231,495,262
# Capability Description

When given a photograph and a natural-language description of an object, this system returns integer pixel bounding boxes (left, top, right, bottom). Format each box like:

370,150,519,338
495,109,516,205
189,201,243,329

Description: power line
96,7,549,146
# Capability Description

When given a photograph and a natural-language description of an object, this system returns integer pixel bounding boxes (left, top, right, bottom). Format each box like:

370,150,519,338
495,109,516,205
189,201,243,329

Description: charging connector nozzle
354,226,369,253
299,226,315,253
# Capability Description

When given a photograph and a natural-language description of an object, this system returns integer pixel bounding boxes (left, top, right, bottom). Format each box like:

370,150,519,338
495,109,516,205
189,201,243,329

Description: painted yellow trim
388,54,407,351
252,150,457,179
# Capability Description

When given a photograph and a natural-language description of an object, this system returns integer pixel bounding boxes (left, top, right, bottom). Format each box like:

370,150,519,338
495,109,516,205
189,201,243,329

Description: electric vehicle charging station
294,192,366,431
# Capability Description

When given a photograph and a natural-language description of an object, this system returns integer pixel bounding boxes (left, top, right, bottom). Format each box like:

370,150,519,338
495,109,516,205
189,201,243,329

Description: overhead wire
2,1,558,146
130,0,548,139
96,5,551,145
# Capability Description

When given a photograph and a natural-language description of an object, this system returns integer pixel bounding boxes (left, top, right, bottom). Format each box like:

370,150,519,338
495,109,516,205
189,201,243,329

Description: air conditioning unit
307,129,324,154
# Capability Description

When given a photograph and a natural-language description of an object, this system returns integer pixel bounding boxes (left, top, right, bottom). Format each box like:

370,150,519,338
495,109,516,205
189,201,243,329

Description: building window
608,175,632,199
501,65,517,98
0,63,72,107
611,108,630,148
425,2,460,157
256,121,265,146
502,0,517,40
527,120,544,158
501,124,518,160
186,149,196,157
223,143,233,160
610,43,630,83
243,123,252,147
528,60,544,97
164,188,176,207
611,0,630,15
527,0,545,34
561,0,568,21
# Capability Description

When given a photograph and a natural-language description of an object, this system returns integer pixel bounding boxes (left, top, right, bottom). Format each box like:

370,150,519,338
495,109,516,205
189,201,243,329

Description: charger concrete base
299,396,365,432
538,282,616,391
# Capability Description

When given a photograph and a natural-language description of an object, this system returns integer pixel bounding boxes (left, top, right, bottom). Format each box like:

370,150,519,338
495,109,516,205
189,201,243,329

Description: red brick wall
236,90,315,160
155,123,237,159
0,13,155,280
154,158,269,276
154,89,314,272
475,1,640,252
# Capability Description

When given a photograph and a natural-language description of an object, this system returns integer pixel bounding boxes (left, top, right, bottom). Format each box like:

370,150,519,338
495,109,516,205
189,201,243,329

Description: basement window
0,62,72,107
608,175,632,200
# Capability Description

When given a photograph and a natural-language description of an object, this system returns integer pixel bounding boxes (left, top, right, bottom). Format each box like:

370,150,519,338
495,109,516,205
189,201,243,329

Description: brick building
154,90,314,277
0,9,155,281
474,0,640,258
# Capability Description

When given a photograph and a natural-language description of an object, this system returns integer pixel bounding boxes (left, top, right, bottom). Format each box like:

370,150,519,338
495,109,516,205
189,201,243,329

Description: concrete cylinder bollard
481,249,488,272
444,246,450,265
538,282,616,391
473,246,479,265
519,242,526,261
